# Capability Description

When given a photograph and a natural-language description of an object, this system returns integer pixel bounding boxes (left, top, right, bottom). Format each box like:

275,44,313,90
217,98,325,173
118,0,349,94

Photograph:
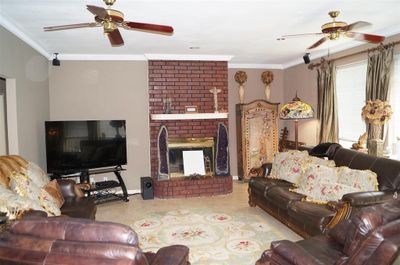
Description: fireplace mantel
151,113,228,121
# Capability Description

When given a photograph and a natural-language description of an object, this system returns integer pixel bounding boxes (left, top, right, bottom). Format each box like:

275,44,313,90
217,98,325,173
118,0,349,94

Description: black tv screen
45,120,127,174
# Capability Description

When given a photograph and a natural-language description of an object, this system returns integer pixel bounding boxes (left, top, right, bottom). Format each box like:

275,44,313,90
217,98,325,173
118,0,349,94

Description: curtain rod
307,40,400,70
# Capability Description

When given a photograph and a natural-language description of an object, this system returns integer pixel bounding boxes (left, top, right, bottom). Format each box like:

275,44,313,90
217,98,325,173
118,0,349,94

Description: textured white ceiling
1,0,400,67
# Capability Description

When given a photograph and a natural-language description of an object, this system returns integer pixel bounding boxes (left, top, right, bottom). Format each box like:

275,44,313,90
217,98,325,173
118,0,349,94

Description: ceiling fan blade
87,5,108,20
123,21,174,34
280,32,323,39
307,36,328,49
342,21,371,32
346,32,385,43
44,22,99,31
108,28,124,46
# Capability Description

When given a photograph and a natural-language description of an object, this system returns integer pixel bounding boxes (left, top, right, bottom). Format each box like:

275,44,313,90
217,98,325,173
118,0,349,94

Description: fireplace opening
168,137,214,178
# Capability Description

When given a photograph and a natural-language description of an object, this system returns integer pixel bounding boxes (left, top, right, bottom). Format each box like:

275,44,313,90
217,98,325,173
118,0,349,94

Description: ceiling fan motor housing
103,0,116,6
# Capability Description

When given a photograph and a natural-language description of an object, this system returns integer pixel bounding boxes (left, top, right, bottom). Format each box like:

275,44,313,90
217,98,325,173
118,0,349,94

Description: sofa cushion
61,197,97,220
11,217,137,245
265,186,305,211
249,177,293,195
370,157,400,191
328,219,352,246
296,235,344,264
342,200,400,256
288,201,335,235
346,219,400,265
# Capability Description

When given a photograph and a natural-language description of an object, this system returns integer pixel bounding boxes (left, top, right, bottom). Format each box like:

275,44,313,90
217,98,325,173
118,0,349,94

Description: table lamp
280,94,314,150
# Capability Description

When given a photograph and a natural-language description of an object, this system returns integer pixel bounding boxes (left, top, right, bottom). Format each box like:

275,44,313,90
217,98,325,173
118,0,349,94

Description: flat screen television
45,120,127,174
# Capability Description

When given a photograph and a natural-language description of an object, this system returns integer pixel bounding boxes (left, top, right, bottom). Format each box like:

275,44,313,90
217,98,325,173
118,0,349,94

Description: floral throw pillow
336,167,379,191
305,156,336,168
269,150,309,183
9,172,42,202
300,181,359,204
0,185,45,219
9,172,60,216
292,164,338,193
24,162,50,188
40,189,61,216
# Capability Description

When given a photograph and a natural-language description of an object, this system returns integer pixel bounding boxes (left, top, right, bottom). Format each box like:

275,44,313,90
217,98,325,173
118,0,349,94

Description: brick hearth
148,60,231,198
154,176,233,199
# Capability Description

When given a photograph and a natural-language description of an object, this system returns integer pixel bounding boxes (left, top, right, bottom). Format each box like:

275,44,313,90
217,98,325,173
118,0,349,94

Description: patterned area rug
132,208,293,265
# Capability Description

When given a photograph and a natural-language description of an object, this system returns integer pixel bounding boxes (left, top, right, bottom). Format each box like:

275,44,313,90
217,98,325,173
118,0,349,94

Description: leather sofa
256,198,400,265
248,143,400,238
0,217,189,265
0,155,96,219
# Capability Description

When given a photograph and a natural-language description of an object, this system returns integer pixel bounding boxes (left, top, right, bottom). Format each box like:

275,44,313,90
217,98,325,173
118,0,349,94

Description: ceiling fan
279,11,385,49
43,0,174,47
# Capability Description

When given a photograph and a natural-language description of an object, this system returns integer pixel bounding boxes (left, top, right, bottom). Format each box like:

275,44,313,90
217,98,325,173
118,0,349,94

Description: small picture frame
185,106,198,113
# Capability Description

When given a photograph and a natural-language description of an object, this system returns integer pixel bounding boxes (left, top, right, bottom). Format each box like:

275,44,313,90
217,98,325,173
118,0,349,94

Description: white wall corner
0,16,50,59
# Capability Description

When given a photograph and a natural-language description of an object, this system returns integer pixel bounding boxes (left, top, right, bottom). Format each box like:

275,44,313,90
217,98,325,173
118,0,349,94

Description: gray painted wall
0,26,49,168
49,61,150,190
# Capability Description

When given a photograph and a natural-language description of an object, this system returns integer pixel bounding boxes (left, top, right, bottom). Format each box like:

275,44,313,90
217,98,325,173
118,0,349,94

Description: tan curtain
366,44,394,101
317,60,338,143
366,44,394,142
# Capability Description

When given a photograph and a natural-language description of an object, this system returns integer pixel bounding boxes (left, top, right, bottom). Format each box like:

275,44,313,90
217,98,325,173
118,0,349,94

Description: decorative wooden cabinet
236,100,279,181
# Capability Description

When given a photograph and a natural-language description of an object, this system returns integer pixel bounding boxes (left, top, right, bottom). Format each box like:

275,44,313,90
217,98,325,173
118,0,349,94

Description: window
388,54,400,158
336,61,367,148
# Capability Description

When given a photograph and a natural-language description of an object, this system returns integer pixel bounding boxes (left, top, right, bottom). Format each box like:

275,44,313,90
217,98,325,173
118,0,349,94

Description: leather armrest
150,245,189,265
56,179,85,198
341,191,395,207
270,240,325,265
262,163,273,177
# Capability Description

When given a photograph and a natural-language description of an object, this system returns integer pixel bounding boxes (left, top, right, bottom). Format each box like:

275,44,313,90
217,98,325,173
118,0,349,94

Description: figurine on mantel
163,97,172,114
209,87,221,113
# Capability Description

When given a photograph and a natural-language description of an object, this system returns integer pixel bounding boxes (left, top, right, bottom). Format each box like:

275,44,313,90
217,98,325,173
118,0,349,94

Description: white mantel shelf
151,113,228,120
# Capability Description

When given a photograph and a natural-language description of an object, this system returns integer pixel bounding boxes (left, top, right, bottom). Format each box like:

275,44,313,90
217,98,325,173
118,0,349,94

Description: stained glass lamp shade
280,95,314,149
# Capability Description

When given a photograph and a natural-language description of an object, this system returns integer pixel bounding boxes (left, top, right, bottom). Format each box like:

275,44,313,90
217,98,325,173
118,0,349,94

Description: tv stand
54,166,129,205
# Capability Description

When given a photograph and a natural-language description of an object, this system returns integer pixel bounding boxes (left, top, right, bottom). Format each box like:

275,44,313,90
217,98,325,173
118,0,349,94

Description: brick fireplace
148,60,232,198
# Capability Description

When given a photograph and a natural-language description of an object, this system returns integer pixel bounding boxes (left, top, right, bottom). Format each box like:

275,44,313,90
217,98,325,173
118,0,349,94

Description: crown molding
144,54,233,61
58,54,147,61
228,63,283,69
0,16,51,59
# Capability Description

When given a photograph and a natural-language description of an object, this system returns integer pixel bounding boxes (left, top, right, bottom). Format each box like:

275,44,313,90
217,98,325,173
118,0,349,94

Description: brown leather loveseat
0,217,190,265
256,198,400,265
248,143,400,237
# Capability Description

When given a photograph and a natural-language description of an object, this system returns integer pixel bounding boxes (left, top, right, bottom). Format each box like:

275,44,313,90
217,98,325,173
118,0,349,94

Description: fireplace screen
168,137,214,178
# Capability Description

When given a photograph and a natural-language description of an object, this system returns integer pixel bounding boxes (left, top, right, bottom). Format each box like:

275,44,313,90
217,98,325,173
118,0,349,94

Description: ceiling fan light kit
279,10,385,50
43,0,174,47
